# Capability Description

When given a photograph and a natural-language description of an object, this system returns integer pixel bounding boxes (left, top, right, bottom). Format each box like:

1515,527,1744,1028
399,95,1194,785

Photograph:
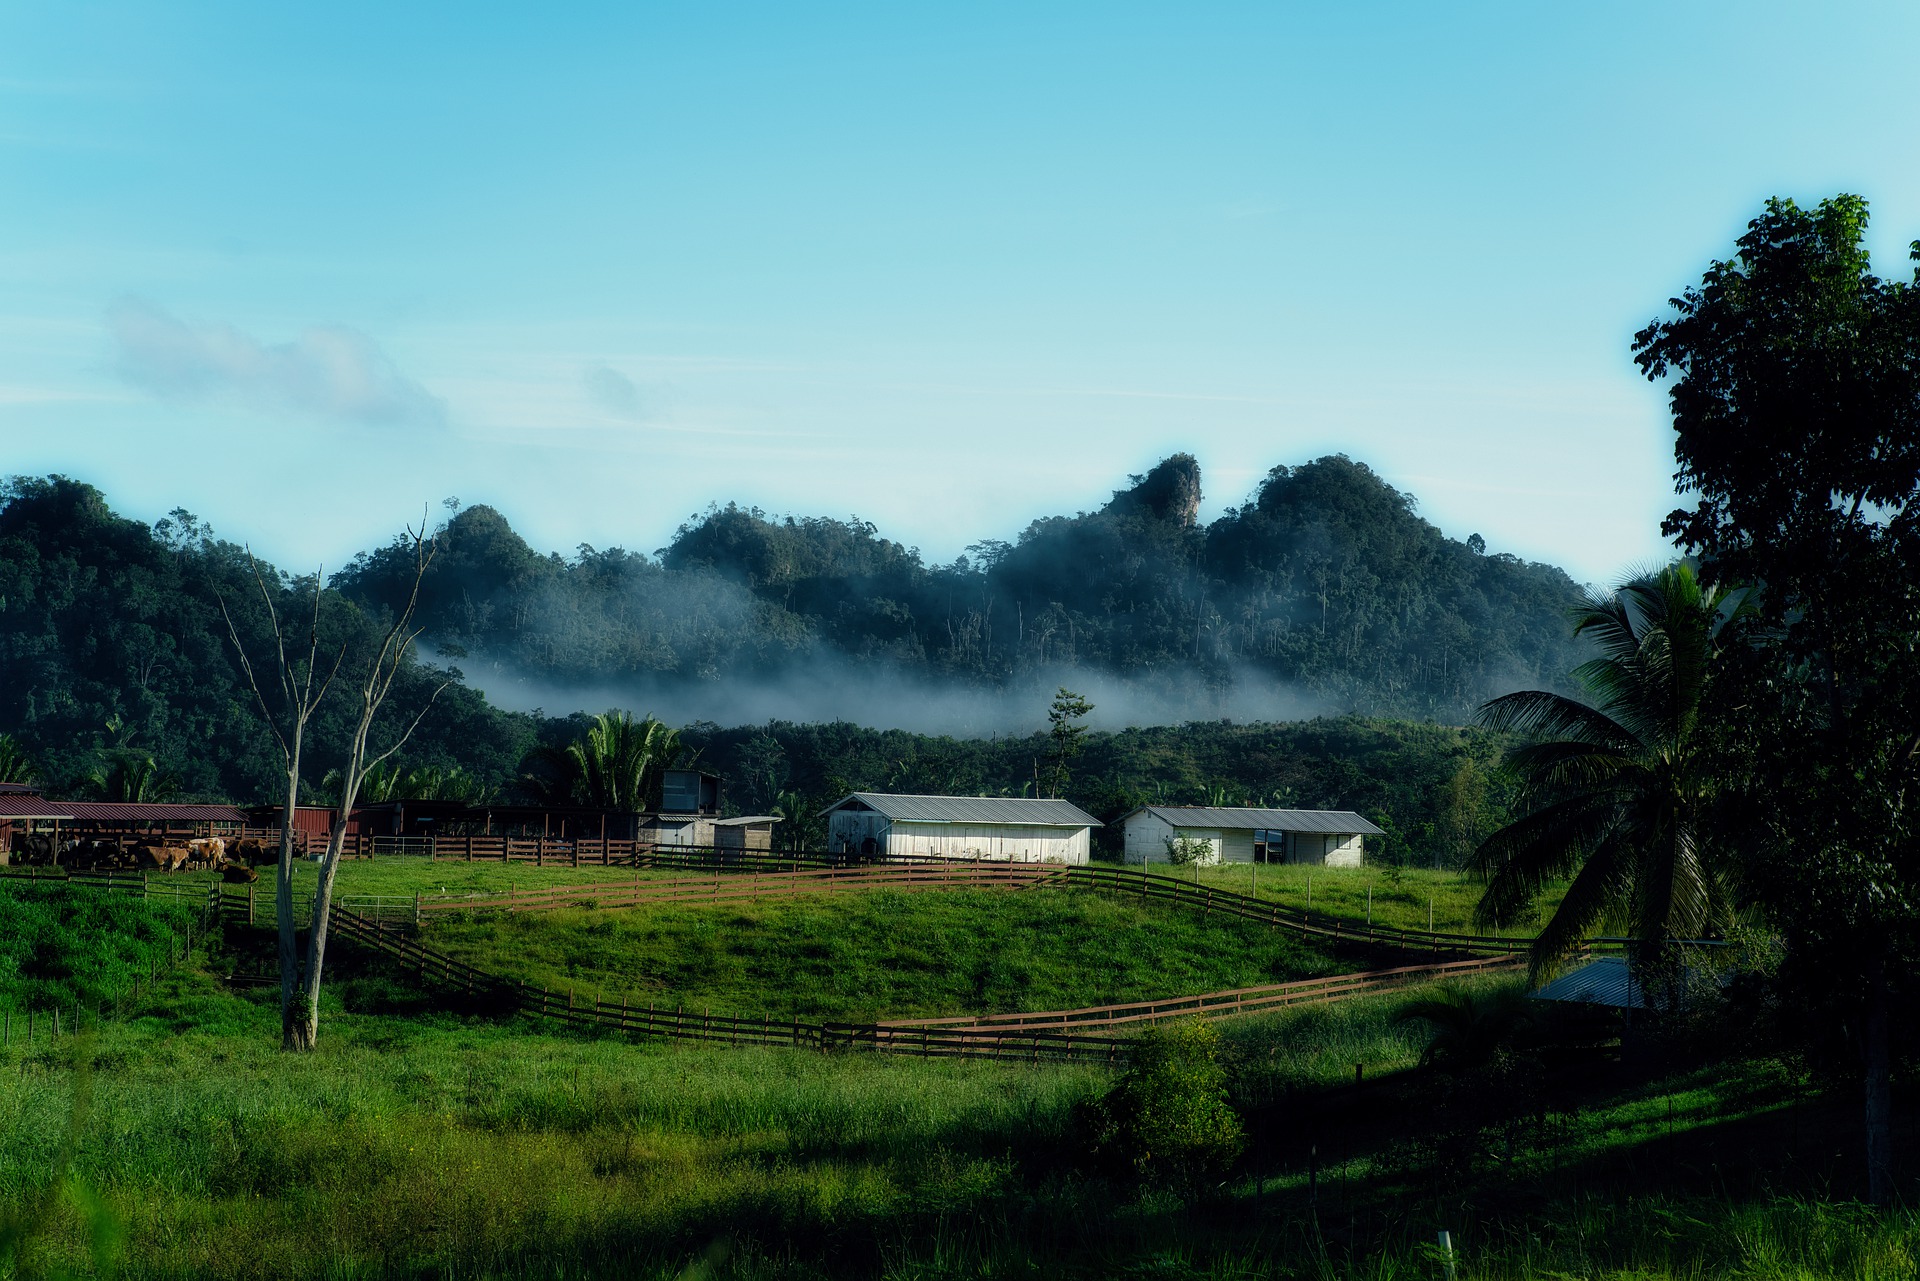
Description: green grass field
0,881,200,1014
8,868,1911,1280
1167,860,1559,936
414,886,1347,1020
135,854,1554,937
2,962,1912,1280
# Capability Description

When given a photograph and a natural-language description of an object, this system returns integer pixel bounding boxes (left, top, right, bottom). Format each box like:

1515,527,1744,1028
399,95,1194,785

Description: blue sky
4,2,1918,586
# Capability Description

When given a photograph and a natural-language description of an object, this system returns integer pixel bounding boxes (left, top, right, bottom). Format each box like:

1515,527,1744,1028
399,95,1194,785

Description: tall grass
1,968,1912,1278
0,881,199,1014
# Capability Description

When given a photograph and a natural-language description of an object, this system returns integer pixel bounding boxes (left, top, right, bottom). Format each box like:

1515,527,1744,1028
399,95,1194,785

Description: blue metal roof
1531,957,1644,1009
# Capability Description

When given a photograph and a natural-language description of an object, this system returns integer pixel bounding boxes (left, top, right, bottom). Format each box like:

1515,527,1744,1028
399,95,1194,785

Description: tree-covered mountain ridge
337,453,1590,722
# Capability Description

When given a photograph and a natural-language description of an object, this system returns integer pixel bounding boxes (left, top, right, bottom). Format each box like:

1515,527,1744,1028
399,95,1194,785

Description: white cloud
581,363,646,419
107,297,445,427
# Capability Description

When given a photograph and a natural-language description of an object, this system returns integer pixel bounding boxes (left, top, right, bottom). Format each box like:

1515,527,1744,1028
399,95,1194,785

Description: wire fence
0,876,220,1050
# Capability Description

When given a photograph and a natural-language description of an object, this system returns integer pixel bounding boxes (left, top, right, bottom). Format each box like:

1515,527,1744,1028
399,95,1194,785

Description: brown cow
184,837,225,870
230,837,272,866
220,860,259,884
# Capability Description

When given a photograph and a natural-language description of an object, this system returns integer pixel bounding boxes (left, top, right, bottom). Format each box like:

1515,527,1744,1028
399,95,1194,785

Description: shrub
1163,835,1214,868
1090,1019,1243,1199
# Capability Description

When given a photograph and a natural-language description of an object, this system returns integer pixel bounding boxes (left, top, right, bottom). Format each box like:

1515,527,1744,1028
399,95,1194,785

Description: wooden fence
877,954,1526,1034
328,909,1122,1063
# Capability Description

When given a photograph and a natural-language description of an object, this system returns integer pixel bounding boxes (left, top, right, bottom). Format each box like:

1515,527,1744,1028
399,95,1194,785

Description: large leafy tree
1473,564,1745,977
1632,193,1920,1205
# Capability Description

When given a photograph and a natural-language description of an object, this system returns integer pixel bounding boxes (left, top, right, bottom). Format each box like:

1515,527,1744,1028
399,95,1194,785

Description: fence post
414,892,421,927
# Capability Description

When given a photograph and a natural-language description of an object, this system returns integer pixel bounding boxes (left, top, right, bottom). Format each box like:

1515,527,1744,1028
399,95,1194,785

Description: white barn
822,793,1098,863
1120,805,1383,867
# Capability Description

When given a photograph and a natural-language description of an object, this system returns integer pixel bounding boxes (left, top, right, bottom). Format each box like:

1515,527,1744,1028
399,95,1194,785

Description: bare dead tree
220,558,346,1050
291,519,446,1051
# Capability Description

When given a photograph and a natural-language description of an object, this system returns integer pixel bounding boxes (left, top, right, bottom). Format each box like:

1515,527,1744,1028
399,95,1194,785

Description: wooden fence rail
328,909,1120,1063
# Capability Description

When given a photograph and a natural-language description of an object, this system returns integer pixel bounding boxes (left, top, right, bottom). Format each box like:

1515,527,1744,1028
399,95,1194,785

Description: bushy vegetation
1087,1019,1244,1197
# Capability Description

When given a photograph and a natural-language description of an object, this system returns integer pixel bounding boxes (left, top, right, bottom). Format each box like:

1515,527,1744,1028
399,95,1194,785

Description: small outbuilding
821,793,1099,863
1119,805,1383,867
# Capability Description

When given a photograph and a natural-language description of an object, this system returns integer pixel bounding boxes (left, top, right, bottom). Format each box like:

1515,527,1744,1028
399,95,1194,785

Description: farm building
822,793,1098,863
1119,805,1383,867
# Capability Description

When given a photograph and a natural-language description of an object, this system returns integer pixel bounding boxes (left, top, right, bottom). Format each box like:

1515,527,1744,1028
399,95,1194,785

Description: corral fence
328,908,1523,1063
329,908,1122,1063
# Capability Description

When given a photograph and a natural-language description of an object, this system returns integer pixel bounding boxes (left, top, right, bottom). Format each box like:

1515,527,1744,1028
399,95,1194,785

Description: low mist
448,650,1337,736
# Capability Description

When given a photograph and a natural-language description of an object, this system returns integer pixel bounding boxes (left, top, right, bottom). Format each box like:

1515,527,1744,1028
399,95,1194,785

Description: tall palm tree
1473,563,1746,978
0,734,38,786
523,711,685,810
89,751,177,803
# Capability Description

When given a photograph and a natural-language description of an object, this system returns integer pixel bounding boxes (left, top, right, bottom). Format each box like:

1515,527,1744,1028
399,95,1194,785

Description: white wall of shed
1288,832,1365,867
886,821,1089,864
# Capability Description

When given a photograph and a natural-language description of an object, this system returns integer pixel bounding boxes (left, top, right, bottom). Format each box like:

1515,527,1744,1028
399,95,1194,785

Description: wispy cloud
108,297,446,427
581,363,648,419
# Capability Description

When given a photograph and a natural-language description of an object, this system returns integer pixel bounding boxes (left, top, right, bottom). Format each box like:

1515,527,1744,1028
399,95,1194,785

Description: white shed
1119,805,1383,867
821,793,1098,864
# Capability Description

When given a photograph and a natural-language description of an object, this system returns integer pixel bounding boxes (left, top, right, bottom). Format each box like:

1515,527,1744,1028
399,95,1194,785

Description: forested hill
336,454,1589,723
0,469,1539,855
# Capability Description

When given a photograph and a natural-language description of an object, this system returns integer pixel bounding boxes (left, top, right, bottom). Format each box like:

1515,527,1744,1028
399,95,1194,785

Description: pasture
2,966,1912,1279
406,886,1346,1021
3,862,1915,1279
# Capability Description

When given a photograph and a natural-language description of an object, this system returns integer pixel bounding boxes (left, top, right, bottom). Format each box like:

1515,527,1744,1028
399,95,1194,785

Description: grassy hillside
414,887,1348,1021
0,880,200,1013
170,857,1540,936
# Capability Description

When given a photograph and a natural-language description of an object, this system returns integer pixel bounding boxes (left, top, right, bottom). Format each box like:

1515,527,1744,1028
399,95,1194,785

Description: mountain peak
1107,454,1202,525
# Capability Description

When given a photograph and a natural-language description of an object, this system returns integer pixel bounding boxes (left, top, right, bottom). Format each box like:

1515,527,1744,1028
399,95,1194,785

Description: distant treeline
0,469,1525,865
336,453,1591,722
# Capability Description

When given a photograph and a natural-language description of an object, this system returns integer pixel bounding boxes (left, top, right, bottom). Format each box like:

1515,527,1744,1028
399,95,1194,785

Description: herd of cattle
6,832,269,882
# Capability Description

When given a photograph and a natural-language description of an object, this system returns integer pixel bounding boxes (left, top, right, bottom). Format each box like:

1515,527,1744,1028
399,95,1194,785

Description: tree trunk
1865,962,1893,1207
278,726,304,1050
292,832,343,1051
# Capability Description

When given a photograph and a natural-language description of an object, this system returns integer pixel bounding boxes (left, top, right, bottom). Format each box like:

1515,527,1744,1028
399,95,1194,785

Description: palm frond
1473,793,1622,926
1476,689,1637,749
1527,831,1635,981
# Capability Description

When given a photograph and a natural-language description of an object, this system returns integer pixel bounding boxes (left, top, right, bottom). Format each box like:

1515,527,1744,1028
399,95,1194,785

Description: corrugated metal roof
712,815,781,827
1126,806,1385,835
0,796,74,818
53,802,251,824
823,793,1101,828
0,782,41,796
1531,957,1644,1009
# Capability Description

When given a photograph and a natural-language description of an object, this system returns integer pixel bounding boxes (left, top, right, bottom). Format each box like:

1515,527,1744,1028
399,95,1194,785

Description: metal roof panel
1531,957,1644,1009
53,802,251,824
824,793,1100,827
0,796,74,819
1128,806,1384,835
